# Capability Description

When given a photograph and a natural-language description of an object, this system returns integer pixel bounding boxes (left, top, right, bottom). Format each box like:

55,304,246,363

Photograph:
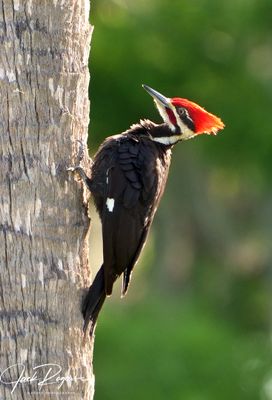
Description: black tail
82,266,106,337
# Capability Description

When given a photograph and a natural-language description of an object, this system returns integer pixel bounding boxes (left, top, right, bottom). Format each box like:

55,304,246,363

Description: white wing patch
106,198,115,212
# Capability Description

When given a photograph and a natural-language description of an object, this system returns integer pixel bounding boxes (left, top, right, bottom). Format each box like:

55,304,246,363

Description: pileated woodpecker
71,85,224,336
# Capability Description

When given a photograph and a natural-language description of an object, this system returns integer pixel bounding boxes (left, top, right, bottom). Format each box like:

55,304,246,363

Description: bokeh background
88,1,272,399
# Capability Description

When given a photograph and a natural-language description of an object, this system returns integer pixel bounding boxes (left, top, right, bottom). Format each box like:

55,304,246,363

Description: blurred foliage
88,0,272,399
94,298,271,400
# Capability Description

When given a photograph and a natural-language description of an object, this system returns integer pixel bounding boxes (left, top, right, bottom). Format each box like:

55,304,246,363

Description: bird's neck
148,122,181,146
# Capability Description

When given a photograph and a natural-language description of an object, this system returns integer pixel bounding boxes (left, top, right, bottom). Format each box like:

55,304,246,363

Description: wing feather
98,136,170,295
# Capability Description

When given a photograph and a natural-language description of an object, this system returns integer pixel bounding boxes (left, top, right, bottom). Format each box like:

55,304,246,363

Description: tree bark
0,1,94,399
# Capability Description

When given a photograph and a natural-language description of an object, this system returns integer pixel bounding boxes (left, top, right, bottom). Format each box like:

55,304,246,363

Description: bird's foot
67,165,92,190
67,165,84,178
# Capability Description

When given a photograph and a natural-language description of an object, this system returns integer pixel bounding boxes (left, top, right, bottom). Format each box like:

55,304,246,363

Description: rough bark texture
0,1,94,399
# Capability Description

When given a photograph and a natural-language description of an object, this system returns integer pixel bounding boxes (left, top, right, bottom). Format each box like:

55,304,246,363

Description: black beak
142,84,170,108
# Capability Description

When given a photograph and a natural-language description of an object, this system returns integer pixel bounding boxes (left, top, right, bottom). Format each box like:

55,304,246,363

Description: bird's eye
177,107,185,116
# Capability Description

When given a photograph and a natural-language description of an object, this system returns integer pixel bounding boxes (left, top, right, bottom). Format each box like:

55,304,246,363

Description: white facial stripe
155,100,176,132
152,135,182,145
172,108,195,140
106,198,115,212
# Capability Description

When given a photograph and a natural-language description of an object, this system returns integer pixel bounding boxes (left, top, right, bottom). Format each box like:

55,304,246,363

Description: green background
88,1,272,399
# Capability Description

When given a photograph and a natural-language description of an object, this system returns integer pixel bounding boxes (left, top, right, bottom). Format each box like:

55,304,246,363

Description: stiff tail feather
82,265,106,337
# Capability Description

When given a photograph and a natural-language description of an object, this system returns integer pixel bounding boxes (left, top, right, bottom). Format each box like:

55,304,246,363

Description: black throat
130,119,180,146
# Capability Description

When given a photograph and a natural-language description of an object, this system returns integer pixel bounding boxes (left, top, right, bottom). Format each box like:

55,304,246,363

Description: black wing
97,136,169,296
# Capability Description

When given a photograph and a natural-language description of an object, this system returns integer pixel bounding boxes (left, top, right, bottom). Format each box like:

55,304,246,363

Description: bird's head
143,84,225,144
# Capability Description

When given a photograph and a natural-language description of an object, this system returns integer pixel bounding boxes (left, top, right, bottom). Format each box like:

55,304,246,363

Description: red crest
171,98,225,135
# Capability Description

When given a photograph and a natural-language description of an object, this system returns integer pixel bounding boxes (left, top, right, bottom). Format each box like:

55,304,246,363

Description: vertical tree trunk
0,1,94,399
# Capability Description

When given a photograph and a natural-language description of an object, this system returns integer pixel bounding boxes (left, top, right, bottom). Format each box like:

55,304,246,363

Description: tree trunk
0,1,94,399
